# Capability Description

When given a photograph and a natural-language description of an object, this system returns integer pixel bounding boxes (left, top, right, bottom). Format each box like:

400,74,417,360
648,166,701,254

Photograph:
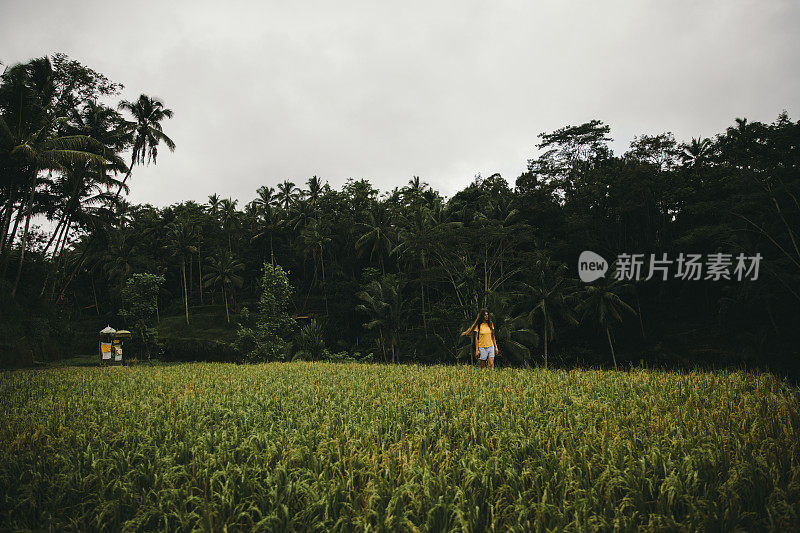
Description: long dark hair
461,308,494,336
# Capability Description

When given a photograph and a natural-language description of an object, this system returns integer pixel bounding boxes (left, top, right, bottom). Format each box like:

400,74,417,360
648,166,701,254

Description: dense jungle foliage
2,54,799,372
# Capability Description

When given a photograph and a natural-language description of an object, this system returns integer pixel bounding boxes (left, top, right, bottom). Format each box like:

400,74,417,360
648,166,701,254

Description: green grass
49,354,100,367
1,363,798,531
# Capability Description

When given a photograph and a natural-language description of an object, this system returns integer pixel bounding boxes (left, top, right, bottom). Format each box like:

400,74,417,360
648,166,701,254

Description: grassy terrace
1,363,799,531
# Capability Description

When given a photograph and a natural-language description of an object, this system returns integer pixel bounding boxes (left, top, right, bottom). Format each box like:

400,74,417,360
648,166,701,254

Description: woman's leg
487,346,496,369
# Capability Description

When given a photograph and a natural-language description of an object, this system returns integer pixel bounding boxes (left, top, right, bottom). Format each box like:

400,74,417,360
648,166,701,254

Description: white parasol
100,325,116,334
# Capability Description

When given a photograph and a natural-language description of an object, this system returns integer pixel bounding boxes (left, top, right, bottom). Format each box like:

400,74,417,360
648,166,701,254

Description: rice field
1,362,799,531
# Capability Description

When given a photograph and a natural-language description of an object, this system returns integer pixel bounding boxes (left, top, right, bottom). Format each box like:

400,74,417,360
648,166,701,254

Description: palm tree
301,217,332,314
207,194,221,218
203,251,244,324
276,180,300,211
43,100,127,257
681,137,711,170
101,227,136,289
403,175,430,206
575,269,637,371
53,200,122,300
355,207,394,274
254,185,276,211
356,274,405,363
288,197,314,233
114,94,175,197
0,58,111,297
164,222,197,325
219,198,238,252
521,255,580,369
305,176,324,208
392,204,436,335
38,167,121,297
36,100,128,296
252,186,280,267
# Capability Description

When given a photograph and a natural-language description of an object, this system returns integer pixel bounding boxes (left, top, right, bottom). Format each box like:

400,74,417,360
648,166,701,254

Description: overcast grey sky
3,0,799,206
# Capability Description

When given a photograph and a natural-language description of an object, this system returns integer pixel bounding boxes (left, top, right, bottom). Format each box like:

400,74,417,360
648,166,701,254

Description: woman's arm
492,329,499,354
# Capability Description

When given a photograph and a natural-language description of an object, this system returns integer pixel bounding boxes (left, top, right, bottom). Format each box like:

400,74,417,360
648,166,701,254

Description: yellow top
473,323,494,348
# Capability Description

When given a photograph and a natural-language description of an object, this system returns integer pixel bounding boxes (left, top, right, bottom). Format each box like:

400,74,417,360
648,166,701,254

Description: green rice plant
0,363,798,531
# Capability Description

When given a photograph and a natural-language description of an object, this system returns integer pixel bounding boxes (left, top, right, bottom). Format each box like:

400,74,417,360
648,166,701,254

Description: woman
461,308,499,369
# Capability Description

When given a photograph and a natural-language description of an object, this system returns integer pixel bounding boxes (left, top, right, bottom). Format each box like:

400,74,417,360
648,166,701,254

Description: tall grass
1,363,798,531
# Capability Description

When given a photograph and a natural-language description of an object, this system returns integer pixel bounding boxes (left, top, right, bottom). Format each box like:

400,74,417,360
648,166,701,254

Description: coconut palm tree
0,58,111,297
36,100,128,296
521,255,580,369
356,273,405,363
43,100,127,257
203,251,244,324
355,207,395,274
392,204,438,336
402,175,430,206
207,194,221,218
219,198,239,252
251,186,280,267
114,94,175,197
276,180,300,211
164,222,197,324
101,227,137,289
681,137,712,170
301,217,332,314
305,176,324,209
575,268,637,371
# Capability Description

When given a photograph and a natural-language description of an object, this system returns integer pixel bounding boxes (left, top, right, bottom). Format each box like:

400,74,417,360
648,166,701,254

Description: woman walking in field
462,308,499,369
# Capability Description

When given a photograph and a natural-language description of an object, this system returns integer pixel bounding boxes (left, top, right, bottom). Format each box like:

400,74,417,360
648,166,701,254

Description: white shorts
478,346,495,360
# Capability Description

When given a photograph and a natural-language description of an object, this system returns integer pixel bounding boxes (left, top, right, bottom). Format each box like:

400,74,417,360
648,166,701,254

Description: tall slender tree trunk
182,257,189,325
606,326,617,370
270,232,275,267
11,174,38,298
91,271,100,315
484,244,488,307
43,213,66,256
321,251,328,315
40,216,71,297
188,252,193,303
421,282,428,337
44,217,75,298
0,191,16,253
223,287,230,324
1,205,23,278
58,244,91,298
114,165,133,199
198,250,204,305
44,175,81,258
304,260,318,311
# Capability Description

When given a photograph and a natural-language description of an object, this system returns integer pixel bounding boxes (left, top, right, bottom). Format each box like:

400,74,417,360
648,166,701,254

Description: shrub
234,263,297,362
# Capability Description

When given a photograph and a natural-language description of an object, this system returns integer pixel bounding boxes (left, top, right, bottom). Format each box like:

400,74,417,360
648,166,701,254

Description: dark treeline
2,54,799,371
